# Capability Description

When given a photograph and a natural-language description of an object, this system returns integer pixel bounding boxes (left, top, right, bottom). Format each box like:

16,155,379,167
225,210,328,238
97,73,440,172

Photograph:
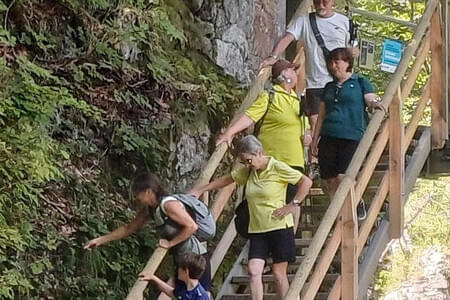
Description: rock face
194,0,285,83
384,246,450,300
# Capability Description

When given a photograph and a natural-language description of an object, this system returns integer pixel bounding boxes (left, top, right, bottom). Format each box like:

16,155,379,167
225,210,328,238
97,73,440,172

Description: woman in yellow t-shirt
189,135,312,300
216,59,311,230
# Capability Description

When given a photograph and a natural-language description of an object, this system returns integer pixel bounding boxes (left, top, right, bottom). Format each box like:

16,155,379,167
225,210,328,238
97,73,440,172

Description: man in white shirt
261,0,356,178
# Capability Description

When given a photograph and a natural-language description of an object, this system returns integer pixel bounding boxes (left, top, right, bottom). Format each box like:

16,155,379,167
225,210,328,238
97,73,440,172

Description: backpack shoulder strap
309,12,330,58
254,88,274,137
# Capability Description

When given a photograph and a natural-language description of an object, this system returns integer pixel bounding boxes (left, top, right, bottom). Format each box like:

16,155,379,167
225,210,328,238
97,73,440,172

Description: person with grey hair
215,59,310,233
189,135,312,300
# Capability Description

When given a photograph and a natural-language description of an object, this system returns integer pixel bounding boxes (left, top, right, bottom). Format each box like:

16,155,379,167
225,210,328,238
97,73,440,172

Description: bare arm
216,114,254,146
272,175,312,218
260,33,296,68
292,175,313,203
84,208,149,249
311,102,326,157
160,201,198,248
188,175,234,198
139,274,174,297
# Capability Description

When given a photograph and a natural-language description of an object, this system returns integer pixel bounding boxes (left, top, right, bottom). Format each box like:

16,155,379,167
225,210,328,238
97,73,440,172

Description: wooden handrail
284,0,438,298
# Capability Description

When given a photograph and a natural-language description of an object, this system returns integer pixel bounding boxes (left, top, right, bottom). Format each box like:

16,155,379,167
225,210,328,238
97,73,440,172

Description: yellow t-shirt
231,157,303,233
245,84,307,168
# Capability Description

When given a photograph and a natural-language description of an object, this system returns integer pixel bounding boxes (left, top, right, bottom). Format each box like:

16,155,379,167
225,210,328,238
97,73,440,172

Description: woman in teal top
189,135,312,300
311,48,384,206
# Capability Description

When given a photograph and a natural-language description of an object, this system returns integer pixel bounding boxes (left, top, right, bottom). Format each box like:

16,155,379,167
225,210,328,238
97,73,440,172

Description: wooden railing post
430,6,447,149
341,186,357,300
389,87,404,239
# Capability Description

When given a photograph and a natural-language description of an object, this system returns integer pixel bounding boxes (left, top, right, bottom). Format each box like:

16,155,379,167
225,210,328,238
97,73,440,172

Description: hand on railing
368,99,387,114
186,188,203,199
158,239,172,249
259,56,277,70
138,273,155,282
216,132,233,147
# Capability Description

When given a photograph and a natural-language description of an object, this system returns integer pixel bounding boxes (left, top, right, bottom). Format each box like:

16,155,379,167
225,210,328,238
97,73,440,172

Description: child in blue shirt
140,252,209,300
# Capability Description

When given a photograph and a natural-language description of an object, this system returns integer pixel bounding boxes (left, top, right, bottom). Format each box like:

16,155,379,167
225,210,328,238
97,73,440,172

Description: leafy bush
0,0,243,298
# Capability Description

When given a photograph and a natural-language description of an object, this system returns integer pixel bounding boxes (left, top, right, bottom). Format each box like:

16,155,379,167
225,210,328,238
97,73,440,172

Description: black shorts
174,253,211,291
318,136,359,179
286,166,305,203
248,228,295,263
303,88,324,116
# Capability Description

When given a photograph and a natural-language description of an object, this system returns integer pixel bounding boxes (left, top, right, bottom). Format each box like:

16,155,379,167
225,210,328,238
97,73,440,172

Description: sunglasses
239,158,253,165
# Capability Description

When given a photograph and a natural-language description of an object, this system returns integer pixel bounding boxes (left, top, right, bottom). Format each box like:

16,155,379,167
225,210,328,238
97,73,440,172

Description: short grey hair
235,135,263,156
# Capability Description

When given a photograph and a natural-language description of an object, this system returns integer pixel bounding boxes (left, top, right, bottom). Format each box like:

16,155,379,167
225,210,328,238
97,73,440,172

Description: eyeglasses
240,158,252,166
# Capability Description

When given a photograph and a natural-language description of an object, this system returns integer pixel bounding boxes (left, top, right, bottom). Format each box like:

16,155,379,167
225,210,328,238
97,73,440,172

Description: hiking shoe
308,163,320,180
357,199,367,221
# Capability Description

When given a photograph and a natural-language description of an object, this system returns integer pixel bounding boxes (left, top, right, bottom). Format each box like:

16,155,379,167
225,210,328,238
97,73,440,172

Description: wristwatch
269,54,277,59
292,199,302,206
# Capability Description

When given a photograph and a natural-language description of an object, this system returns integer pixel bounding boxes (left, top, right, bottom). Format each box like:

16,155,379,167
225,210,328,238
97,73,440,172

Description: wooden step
230,273,338,284
240,255,340,266
221,292,329,300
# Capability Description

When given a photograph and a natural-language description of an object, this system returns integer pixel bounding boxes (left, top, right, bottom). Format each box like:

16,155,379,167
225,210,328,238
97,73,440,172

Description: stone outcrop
193,0,285,83
384,246,450,300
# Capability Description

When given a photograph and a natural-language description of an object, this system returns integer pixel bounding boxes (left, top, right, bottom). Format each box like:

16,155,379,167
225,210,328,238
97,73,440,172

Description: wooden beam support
328,276,341,300
348,7,417,28
430,6,447,149
403,82,430,153
389,87,404,239
441,0,449,138
354,121,389,203
294,41,306,93
210,184,235,220
211,218,237,278
301,223,342,300
341,187,358,300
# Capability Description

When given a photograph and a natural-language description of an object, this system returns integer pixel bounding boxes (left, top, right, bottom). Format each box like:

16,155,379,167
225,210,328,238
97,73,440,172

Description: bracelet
269,54,277,60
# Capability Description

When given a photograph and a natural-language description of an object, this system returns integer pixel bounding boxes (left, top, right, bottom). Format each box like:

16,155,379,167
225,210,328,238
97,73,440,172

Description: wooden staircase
215,126,428,300
124,0,448,299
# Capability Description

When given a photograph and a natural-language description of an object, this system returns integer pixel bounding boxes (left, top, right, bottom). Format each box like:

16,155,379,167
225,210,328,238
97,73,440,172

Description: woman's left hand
158,239,172,249
272,203,296,219
369,100,386,113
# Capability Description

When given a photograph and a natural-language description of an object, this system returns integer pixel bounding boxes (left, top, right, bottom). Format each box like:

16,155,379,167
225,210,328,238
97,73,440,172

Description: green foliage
0,0,242,298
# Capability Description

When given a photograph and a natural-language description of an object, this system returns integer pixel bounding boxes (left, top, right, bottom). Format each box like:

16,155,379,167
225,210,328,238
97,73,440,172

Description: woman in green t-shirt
189,135,312,300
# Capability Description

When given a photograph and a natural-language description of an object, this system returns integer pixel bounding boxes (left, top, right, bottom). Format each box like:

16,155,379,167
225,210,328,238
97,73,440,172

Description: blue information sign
380,39,403,73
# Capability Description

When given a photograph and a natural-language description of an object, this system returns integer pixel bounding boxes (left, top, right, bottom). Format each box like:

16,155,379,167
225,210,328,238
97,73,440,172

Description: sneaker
308,163,320,180
357,199,367,221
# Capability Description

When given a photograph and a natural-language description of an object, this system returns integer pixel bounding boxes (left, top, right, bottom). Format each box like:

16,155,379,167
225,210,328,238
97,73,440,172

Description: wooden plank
295,41,306,93
354,121,389,203
403,82,430,153
230,273,339,284
210,219,237,278
348,7,416,28
389,87,404,239
210,184,235,221
430,7,446,149
400,33,430,102
341,187,358,300
405,129,432,197
357,173,389,255
216,242,250,300
328,276,341,300
442,0,449,139
301,222,342,300
125,247,167,300
357,219,390,300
